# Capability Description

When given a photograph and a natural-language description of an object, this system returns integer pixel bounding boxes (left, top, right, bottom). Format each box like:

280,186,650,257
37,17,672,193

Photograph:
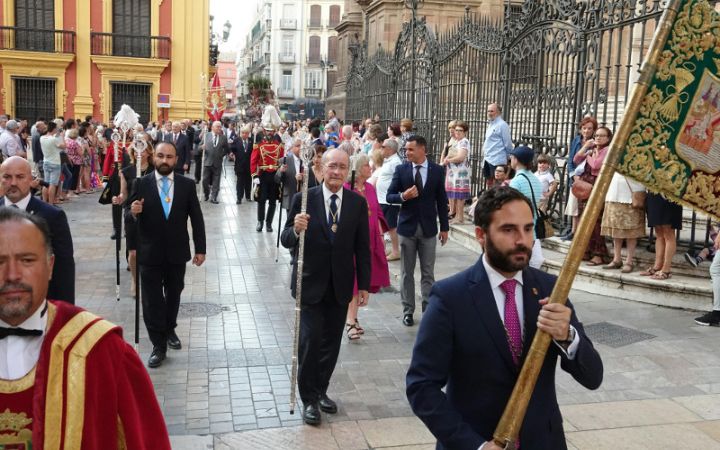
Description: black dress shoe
210,199,219,204
266,224,273,232
302,402,321,425
318,394,337,414
167,332,182,350
256,222,263,232
236,200,242,205
204,196,209,202
403,314,414,326
110,233,118,240
147,348,166,368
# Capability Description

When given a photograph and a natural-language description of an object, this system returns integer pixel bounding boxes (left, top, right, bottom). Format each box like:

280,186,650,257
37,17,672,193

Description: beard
485,232,532,274
156,163,173,175
0,282,35,322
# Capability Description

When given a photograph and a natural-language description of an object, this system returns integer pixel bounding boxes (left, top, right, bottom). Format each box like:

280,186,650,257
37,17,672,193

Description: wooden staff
492,1,681,447
289,142,316,415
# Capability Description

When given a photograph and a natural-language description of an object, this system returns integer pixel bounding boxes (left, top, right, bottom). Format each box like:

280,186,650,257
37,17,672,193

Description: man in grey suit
274,138,304,212
202,121,228,204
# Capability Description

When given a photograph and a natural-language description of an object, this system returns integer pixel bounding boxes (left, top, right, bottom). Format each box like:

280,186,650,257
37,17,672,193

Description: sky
210,0,260,55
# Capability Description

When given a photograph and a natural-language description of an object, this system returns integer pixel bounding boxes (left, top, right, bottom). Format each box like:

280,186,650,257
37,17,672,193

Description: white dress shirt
322,183,343,224
291,153,302,175
155,170,175,210
0,301,48,379
5,192,32,210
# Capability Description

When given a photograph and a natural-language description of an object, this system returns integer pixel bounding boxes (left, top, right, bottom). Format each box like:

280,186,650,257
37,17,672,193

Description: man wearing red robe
0,207,170,449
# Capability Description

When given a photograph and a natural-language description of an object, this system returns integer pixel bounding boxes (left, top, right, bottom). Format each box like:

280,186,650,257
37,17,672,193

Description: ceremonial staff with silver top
281,147,371,424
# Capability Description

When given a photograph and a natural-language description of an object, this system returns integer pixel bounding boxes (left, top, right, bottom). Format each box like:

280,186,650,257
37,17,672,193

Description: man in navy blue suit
163,122,191,175
0,156,75,304
406,187,603,450
386,135,449,326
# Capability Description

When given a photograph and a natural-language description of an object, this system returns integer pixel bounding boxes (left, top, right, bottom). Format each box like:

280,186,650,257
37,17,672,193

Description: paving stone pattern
64,166,720,446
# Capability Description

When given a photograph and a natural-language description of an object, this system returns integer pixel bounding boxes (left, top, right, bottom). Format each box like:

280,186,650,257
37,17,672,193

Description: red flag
205,73,226,122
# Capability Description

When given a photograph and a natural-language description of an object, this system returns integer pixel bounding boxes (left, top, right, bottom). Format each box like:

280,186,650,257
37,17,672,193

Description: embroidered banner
618,0,720,219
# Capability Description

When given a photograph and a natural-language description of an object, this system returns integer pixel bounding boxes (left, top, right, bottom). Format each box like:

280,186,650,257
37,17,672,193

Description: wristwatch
558,325,576,345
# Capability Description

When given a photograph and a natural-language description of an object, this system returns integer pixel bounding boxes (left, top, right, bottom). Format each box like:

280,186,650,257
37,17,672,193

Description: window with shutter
112,0,151,57
329,5,341,28
310,5,321,28
308,36,320,64
14,0,54,51
327,36,338,64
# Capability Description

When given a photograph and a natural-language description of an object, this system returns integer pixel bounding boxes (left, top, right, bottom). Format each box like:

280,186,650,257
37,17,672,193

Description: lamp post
209,16,233,66
404,0,424,121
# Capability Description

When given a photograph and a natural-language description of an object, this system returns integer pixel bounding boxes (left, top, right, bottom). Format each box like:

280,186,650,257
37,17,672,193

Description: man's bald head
0,156,33,204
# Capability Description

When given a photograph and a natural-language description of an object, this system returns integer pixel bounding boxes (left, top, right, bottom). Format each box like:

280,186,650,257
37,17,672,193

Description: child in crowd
685,224,719,267
535,154,558,212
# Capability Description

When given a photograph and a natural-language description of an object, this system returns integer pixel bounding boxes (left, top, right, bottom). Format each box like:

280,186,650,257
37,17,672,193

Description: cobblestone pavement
64,164,720,448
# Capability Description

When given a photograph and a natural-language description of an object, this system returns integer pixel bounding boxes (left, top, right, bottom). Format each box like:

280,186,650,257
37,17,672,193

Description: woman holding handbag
575,126,612,265
600,173,647,273
563,117,598,241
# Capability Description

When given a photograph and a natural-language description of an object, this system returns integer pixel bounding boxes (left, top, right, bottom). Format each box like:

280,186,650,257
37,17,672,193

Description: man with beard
130,142,206,368
406,186,603,450
0,207,171,449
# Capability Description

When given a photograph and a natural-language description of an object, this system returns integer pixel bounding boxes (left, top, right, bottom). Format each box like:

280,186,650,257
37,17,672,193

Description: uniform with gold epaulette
250,133,285,232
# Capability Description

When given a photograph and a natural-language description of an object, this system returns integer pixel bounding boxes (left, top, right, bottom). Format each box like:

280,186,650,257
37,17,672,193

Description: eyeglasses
594,134,608,138
325,163,349,171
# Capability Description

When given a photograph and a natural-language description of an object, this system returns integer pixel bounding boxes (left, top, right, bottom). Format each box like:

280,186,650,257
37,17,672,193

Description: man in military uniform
251,127,284,232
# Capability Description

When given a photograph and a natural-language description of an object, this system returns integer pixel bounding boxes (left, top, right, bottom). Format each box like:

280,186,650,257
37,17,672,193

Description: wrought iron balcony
279,54,295,63
0,26,75,53
306,55,321,65
304,88,322,98
280,19,297,30
308,20,323,29
90,32,171,59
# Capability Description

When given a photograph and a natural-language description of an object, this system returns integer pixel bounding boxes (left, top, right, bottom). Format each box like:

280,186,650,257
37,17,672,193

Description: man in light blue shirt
508,145,545,269
482,103,513,190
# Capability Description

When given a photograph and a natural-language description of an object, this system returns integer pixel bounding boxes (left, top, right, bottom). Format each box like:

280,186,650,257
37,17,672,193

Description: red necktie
500,279,522,366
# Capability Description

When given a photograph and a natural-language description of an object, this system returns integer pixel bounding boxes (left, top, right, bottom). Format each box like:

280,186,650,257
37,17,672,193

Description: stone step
449,223,713,311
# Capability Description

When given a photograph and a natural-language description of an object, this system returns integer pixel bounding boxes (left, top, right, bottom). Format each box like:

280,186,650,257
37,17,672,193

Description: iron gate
111,82,151,124
345,0,664,227
13,77,56,122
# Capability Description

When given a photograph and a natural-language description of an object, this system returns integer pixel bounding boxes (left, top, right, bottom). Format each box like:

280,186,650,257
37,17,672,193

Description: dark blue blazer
406,260,603,450
1,196,75,303
386,161,449,238
163,133,191,171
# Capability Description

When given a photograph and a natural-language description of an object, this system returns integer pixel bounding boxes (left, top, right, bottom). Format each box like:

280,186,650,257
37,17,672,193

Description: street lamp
404,0,424,121
209,17,233,66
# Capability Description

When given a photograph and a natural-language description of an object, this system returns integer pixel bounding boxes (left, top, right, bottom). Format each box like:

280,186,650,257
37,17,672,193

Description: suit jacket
203,133,229,168
131,172,206,266
0,197,75,303
231,136,252,174
274,155,302,210
386,160,449,238
163,133,191,171
280,186,370,304
406,260,603,450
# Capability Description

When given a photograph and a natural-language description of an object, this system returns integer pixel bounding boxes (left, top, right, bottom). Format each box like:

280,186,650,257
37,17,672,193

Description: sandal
650,271,671,280
346,323,360,340
621,263,634,274
603,260,623,270
354,319,365,335
586,258,605,266
639,267,661,276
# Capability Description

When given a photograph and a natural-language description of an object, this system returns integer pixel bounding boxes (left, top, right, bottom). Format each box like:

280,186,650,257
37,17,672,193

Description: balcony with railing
90,33,171,59
278,88,294,98
279,54,295,64
308,19,323,29
280,19,297,30
0,26,75,53
304,88,322,98
306,55,321,65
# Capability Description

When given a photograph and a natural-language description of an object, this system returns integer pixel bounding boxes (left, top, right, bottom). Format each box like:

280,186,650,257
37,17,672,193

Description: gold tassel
657,93,680,122
674,67,695,92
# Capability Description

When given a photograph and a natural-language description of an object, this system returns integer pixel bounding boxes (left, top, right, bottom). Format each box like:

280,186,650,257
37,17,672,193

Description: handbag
98,171,119,205
571,179,592,200
519,173,554,239
625,178,646,208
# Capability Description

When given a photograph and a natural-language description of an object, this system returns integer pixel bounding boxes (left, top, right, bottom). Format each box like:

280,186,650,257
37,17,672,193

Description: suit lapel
521,269,542,360
469,261,519,373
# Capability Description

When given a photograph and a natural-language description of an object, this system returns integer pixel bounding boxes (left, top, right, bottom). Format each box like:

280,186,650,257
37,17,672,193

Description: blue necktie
161,176,171,219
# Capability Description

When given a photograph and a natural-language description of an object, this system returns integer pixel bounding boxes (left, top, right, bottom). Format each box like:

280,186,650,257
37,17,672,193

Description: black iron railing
90,32,170,59
0,26,75,53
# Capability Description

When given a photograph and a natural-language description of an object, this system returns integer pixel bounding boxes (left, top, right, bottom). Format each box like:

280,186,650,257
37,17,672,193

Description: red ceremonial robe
0,301,171,450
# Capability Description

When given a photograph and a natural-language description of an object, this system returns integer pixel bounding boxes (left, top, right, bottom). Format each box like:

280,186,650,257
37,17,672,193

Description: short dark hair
156,141,177,155
0,207,53,256
473,186,533,229
46,121,58,133
311,127,320,139
406,135,427,148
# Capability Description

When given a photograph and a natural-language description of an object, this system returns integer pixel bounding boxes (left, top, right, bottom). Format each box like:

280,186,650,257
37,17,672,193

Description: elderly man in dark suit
163,121,191,174
274,137,303,212
406,187,603,450
230,125,253,204
130,141,206,368
0,156,75,304
202,121,229,204
386,135,449,326
281,148,371,426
